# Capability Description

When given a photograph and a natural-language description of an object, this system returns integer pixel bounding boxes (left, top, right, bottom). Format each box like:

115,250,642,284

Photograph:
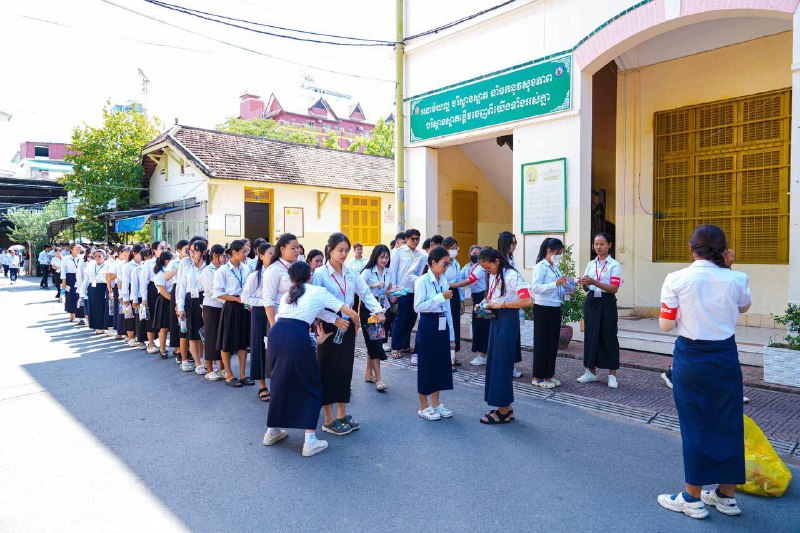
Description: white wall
147,148,209,206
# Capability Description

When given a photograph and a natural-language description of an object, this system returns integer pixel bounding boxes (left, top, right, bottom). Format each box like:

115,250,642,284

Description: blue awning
111,203,202,233
115,214,150,233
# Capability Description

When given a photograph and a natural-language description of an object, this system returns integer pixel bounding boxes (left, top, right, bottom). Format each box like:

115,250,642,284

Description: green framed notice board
521,158,567,234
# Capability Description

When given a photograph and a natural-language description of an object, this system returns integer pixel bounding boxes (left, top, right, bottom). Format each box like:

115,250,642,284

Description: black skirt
249,306,270,380
359,300,387,360
135,298,148,342
152,293,172,330
216,300,250,353
123,288,135,333
203,305,222,361
64,272,82,316
169,285,183,347
185,293,204,341
146,281,159,332
582,292,619,370
87,283,108,330
105,285,119,329
417,313,453,396
317,318,356,405
449,289,462,353
470,290,490,353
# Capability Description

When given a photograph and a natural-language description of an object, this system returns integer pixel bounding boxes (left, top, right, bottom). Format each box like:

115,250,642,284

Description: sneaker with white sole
410,354,418,366
418,406,441,421
701,489,742,516
262,429,288,446
180,361,194,372
657,492,708,519
531,378,555,389
137,342,146,350
661,370,673,389
146,345,159,354
512,367,522,378
382,343,391,353
434,404,453,418
194,365,208,375
608,375,619,388
218,369,227,379
302,438,329,457
205,370,223,381
549,377,561,387
577,370,599,383
470,355,487,366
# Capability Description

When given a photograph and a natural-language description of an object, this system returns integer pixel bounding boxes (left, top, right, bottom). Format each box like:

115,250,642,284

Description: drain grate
650,413,681,432
548,392,657,423
512,382,555,400
767,438,797,456
795,446,800,459
452,370,477,383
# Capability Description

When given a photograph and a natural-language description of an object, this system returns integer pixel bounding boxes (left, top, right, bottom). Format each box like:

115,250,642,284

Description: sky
0,0,398,166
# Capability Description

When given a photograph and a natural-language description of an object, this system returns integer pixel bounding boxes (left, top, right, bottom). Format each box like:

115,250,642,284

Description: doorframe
244,187,274,241
451,189,478,266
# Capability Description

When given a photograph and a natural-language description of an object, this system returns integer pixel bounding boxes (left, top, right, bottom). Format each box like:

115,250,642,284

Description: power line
405,0,518,41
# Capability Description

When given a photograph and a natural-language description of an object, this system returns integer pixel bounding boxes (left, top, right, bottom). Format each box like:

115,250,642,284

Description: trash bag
737,415,793,497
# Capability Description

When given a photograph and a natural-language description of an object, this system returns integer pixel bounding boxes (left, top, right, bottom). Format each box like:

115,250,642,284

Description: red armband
517,288,531,299
468,272,478,283
659,303,677,320
610,276,621,286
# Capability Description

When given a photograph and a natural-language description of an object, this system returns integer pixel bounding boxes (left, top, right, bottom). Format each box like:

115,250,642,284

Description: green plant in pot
558,244,585,347
772,303,800,350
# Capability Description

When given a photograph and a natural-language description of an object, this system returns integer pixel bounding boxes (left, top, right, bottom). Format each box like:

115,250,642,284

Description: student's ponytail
255,242,272,286
286,261,311,304
154,251,173,274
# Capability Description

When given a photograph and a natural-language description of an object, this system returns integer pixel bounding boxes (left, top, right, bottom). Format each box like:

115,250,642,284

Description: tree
348,118,394,158
217,117,319,146
321,130,340,150
60,102,161,240
5,197,69,248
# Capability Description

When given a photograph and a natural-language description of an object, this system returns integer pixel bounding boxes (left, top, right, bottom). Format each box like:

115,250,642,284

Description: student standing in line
296,243,304,263
109,246,131,340
657,225,750,520
61,244,84,322
413,247,456,420
348,242,367,273
75,247,93,326
51,247,63,300
305,249,324,271
262,261,361,457
142,241,166,354
577,232,622,388
152,251,174,358
8,250,19,284
477,247,533,424
38,245,51,289
201,244,226,380
359,244,394,391
122,245,143,347
442,237,470,367
81,249,110,335
388,228,425,359
166,240,190,364
313,232,385,436
0,249,10,278
176,240,209,374
241,242,273,400
530,238,567,389
463,245,490,366
134,248,153,349
213,240,252,388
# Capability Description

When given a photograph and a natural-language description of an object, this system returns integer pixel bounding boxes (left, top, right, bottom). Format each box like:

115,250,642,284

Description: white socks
304,432,316,445
266,427,281,437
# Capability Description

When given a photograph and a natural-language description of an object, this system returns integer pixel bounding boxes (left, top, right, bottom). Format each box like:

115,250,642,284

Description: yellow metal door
452,190,477,266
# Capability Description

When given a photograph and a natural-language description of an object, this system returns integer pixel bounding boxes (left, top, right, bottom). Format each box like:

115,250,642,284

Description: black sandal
160,352,168,359
240,376,255,386
225,378,242,388
258,387,270,402
480,410,513,424
490,408,514,421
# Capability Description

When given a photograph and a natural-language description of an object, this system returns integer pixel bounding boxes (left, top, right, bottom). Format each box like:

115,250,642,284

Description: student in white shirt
121,245,143,346
142,241,166,353
241,242,273,400
462,245,490,366
152,251,174,358
388,228,425,358
657,225,751,520
134,248,153,348
107,246,130,339
262,261,360,457
0,249,10,277
61,244,84,322
442,236,471,363
530,238,568,389
577,233,623,388
176,239,209,374
359,244,394,390
81,249,110,334
8,250,20,284
347,242,367,274
38,245,52,288
50,247,63,300
165,240,191,364
200,244,227,380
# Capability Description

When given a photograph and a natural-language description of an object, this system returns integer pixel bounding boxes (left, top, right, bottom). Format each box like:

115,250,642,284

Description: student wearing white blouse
176,240,210,374
241,242,273,401
359,244,394,390
200,245,227,381
81,249,110,334
152,252,175,358
530,238,568,389
212,240,252,387
61,244,84,322
166,240,191,366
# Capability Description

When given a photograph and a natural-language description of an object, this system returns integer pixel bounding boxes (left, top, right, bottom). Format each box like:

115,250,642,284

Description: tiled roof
145,125,394,193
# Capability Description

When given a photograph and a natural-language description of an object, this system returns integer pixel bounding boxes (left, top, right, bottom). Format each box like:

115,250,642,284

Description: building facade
14,141,73,181
403,0,800,325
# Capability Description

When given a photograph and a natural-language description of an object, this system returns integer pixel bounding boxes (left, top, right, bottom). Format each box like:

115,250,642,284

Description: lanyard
229,264,243,289
95,264,105,277
595,259,608,281
547,264,561,280
278,259,290,270
330,268,347,298
487,272,502,300
373,268,386,286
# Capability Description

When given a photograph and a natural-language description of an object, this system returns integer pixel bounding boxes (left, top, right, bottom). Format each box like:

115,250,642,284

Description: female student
577,233,622,388
497,231,517,268
176,240,209,374
262,261,361,457
152,251,174,358
81,249,110,334
313,232,385,436
104,246,121,336
51,247,62,300
212,239,252,387
241,242,273,400
75,247,93,327
166,240,190,364
133,248,153,349
8,250,20,284
463,245,490,366
124,245,143,347
113,246,133,341
413,247,456,420
657,225,750,520
442,237,470,363
360,244,394,391
142,241,166,354
477,247,532,424
305,249,324,271
530,238,568,389
201,244,226,380
61,244,84,323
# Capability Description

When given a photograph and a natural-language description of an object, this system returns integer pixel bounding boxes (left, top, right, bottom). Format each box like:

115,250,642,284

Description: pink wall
19,142,68,160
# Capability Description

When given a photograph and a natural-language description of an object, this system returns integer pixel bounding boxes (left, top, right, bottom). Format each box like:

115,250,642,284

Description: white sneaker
417,406,441,421
180,361,194,372
302,438,328,457
531,378,555,389
126,338,138,346
136,342,146,350
218,369,228,379
549,377,561,387
701,489,742,516
375,380,388,392
434,404,453,418
105,329,115,336
657,492,708,519
194,365,208,375
382,343,391,352
205,370,223,381
470,355,487,366
262,429,287,446
512,367,522,378
608,375,619,388
146,345,159,354
577,370,599,383
410,354,418,366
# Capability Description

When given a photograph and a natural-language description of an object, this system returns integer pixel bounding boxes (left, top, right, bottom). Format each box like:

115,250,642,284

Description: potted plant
765,304,800,388
558,244,585,347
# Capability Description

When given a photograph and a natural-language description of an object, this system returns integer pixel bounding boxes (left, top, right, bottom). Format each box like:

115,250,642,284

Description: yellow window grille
653,88,790,264
341,195,381,246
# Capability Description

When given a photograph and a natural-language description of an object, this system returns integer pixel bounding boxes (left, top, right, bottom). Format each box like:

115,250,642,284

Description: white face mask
551,254,562,265
297,255,305,263
448,250,458,259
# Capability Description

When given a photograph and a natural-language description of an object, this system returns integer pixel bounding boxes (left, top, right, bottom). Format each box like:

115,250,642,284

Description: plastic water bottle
333,316,349,345
179,315,187,334
108,298,115,316
309,329,318,346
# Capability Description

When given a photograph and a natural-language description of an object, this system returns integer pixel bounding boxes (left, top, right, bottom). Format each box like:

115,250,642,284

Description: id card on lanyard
594,260,607,298
430,281,447,331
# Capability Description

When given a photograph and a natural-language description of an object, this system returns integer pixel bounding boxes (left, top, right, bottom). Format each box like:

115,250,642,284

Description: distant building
12,141,73,181
111,100,144,114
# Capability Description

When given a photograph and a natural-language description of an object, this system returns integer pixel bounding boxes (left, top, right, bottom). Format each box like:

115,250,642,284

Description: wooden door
452,190,478,266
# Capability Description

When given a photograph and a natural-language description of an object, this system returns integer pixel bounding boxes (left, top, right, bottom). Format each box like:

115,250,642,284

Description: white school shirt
660,260,751,341
530,260,563,307
51,254,62,272
129,262,141,302
80,261,109,297
117,261,129,297
583,256,622,294
61,255,80,275
138,261,151,301
313,262,382,313
348,257,367,274
360,265,394,300
261,259,293,309
461,261,487,293
388,244,426,292
276,283,347,325
413,271,455,341
176,261,206,312
241,268,267,307
106,259,120,288
38,250,50,265
213,261,250,298
201,264,223,309
9,255,20,268
0,253,9,266
444,257,464,299
153,269,174,293
485,268,531,305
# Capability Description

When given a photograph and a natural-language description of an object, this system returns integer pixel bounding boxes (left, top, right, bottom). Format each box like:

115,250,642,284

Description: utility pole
394,0,405,232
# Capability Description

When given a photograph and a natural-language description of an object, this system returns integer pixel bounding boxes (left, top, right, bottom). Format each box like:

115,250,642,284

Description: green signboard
409,55,572,142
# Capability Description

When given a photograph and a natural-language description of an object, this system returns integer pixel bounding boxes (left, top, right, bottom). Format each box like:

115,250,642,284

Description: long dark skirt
470,290,490,353
673,335,745,486
185,293,204,341
249,306,270,380
583,292,619,370
52,270,61,298
123,287,135,333
152,293,172,330
146,282,159,333
135,299,148,342
169,285,184,348
484,308,520,407
216,300,249,353
532,304,561,380
64,272,82,316
449,289,462,353
203,305,222,361
390,293,416,351
267,318,322,430
360,301,387,360
105,286,119,329
116,308,126,336
417,313,454,396
317,319,356,405
87,283,108,330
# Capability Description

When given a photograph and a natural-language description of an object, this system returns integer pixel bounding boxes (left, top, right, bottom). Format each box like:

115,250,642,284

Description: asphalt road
1,278,799,532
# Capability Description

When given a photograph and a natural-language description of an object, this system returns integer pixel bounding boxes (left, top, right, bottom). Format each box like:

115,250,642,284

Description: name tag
190,288,200,299
438,316,447,331
594,289,602,298
263,336,268,349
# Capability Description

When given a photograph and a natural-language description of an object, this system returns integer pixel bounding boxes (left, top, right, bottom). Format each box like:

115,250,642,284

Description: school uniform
531,260,564,380
142,258,160,333
128,261,143,338
152,269,174,331
137,261,151,341
8,254,20,282
660,260,751,486
267,284,344,430
444,257,464,353
582,256,622,370
167,258,190,348
359,266,393,360
0,252,9,277
413,271,455,396
313,262,382,406
51,253,62,297
388,244,426,351
176,260,205,342
348,257,367,274
484,269,530,407
61,255,83,317
201,264,223,361
212,261,251,353
242,267,269,380
113,260,128,336
80,261,109,330
38,250,51,288
260,259,294,374
462,261,489,353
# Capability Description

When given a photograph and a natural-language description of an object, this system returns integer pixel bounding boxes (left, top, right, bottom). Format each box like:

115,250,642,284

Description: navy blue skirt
470,290,490,353
105,285,119,329
87,283,108,330
249,306,270,380
417,313,453,395
64,273,83,317
267,318,322,430
673,335,745,486
484,308,520,407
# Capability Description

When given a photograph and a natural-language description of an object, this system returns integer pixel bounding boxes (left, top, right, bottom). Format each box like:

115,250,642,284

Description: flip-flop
391,351,402,359
258,387,270,402
225,378,243,388
240,377,255,386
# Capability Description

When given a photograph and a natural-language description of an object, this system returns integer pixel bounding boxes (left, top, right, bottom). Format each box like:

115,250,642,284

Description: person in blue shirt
461,245,490,366
530,238,568,388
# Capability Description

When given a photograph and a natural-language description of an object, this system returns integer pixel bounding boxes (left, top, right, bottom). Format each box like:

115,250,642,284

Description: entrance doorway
591,60,617,257
452,190,477,265
244,187,273,242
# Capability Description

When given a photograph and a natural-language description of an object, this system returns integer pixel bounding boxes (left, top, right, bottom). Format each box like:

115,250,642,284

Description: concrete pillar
404,146,439,235
790,13,800,304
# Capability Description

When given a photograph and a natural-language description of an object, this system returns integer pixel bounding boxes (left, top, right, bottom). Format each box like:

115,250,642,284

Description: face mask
470,255,479,264
448,250,458,259
552,254,562,265
297,255,305,263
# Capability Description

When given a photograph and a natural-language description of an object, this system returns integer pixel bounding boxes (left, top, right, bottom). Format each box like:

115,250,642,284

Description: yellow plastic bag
737,415,793,497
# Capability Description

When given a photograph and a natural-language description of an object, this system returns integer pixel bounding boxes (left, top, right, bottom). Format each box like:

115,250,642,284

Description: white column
404,146,438,235
789,13,800,303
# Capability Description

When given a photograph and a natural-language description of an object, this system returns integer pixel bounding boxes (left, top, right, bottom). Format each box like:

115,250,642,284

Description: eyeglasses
408,237,420,241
